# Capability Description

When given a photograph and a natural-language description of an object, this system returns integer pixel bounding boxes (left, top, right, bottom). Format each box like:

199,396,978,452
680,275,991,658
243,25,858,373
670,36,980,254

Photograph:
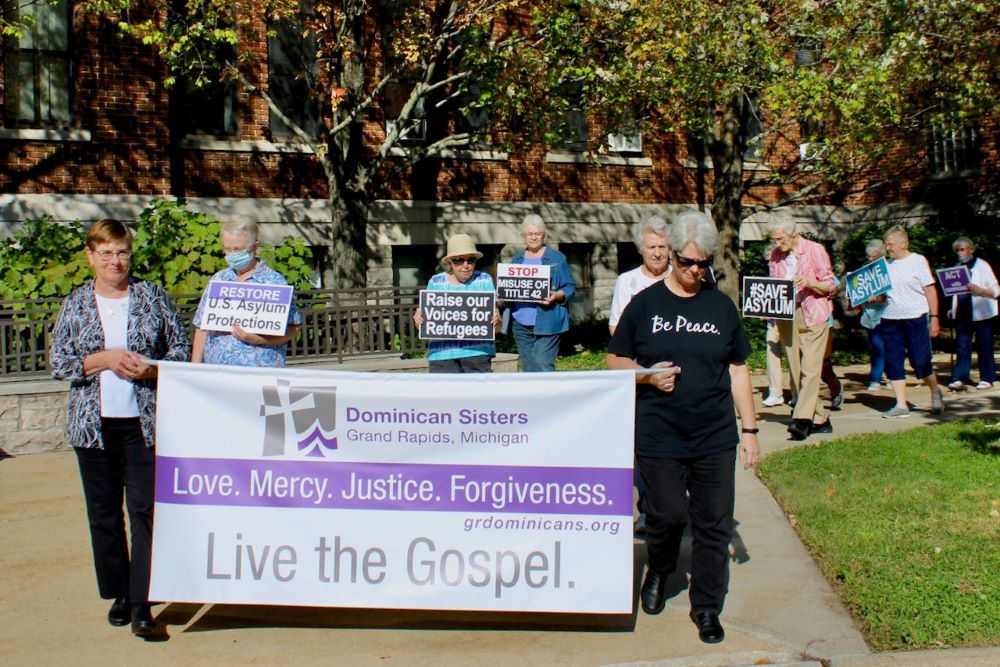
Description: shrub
0,199,316,302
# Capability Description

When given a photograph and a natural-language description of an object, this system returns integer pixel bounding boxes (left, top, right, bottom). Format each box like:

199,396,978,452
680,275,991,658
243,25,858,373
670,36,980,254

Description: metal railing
0,287,427,379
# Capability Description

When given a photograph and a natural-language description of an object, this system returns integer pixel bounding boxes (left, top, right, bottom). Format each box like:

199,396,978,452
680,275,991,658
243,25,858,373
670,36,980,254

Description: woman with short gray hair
607,210,758,645
609,215,671,334
504,214,576,371
946,236,998,390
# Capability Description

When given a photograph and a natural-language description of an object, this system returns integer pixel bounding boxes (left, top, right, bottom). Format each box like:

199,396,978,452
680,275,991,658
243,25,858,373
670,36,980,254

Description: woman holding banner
413,233,501,373
607,210,759,645
505,214,576,372
946,236,998,391
50,219,190,637
191,217,302,367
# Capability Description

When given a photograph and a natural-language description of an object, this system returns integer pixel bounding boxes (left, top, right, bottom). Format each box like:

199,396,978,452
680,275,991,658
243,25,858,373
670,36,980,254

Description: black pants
74,418,155,603
429,356,492,373
637,447,736,614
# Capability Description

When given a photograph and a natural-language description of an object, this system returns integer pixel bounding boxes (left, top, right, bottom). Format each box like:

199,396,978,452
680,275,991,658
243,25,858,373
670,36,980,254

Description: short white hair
521,214,546,234
633,216,669,248
766,219,797,236
668,210,718,256
221,216,258,245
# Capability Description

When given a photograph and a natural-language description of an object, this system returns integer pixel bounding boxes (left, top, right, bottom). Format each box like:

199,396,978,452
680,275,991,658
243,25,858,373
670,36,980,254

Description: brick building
2,2,996,317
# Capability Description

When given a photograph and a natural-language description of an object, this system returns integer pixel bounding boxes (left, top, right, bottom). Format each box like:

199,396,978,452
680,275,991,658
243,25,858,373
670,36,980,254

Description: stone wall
0,380,71,456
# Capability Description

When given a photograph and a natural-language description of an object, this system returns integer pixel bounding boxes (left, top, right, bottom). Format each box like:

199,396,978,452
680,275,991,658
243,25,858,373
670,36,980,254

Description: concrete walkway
2,358,999,666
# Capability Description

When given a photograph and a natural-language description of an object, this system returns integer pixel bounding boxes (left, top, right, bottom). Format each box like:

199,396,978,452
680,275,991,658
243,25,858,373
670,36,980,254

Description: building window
181,64,238,137
268,20,320,139
392,245,439,288
384,81,428,145
557,88,588,152
740,94,763,161
928,119,980,176
3,0,71,127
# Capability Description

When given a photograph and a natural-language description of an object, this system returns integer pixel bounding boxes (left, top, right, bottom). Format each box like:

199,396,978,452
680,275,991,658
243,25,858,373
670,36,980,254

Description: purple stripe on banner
207,282,293,303
156,457,633,516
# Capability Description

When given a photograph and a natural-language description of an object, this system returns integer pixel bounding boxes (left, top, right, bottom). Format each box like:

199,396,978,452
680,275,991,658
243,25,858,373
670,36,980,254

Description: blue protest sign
845,257,891,308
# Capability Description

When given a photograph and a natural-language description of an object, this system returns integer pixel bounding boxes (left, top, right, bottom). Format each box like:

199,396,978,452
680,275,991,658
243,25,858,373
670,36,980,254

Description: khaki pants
765,321,784,397
777,307,829,424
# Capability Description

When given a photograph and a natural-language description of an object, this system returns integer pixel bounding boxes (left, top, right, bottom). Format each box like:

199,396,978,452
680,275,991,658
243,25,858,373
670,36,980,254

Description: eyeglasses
522,232,544,238
673,252,713,270
95,250,131,261
451,257,477,265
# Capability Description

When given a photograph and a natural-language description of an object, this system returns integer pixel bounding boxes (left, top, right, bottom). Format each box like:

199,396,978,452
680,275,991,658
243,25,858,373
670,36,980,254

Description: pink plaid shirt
768,237,834,328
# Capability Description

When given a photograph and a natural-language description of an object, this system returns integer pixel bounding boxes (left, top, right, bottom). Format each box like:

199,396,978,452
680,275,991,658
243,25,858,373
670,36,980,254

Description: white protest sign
497,263,551,303
150,363,635,614
199,280,294,335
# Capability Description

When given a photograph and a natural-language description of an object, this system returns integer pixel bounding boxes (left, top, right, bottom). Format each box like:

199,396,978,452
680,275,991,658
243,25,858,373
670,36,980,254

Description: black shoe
690,609,725,644
107,597,130,627
811,419,833,434
639,570,668,615
131,604,156,637
787,419,811,441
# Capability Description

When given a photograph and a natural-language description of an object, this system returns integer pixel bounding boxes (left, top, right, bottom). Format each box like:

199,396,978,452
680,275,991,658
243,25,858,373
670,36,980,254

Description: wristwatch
741,427,760,434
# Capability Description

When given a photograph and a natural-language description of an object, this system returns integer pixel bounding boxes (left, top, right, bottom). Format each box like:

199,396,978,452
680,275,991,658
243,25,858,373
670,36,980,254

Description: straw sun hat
441,234,482,263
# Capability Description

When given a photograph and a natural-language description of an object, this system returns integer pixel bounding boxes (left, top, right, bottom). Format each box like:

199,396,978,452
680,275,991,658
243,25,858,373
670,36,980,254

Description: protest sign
741,277,795,320
844,257,892,308
496,263,551,303
150,363,635,613
935,266,971,296
418,290,496,342
199,280,294,336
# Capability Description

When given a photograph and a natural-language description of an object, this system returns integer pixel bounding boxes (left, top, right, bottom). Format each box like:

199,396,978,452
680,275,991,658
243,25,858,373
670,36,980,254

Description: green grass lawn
758,421,1000,651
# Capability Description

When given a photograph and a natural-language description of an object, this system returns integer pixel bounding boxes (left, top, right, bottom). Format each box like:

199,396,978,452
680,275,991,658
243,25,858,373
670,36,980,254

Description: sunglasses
451,257,477,265
673,252,713,270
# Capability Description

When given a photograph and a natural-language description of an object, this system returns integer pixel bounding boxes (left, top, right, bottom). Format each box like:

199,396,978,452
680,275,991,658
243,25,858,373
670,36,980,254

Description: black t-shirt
607,281,751,458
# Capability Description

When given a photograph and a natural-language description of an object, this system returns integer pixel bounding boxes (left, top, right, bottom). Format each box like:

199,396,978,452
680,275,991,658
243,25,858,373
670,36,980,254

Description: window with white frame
928,118,980,176
3,0,71,127
384,81,428,144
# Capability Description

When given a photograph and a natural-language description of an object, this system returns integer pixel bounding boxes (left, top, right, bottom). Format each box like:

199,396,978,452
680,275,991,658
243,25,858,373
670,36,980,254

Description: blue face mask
225,250,254,272
958,254,973,264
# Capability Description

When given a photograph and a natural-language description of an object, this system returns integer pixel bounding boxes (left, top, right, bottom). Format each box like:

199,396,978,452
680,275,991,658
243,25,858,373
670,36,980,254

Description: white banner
150,363,635,614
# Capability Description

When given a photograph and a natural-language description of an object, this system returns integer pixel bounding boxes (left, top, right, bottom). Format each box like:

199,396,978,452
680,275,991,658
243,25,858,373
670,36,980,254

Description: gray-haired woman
608,215,670,334
607,210,759,645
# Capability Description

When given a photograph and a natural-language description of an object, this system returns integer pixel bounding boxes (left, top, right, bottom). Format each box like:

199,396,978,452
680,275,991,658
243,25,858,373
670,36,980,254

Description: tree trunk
710,95,748,304
327,175,370,290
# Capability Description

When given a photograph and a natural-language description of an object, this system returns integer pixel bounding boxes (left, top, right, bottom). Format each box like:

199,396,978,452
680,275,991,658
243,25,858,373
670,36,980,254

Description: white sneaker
948,380,964,391
762,395,785,407
831,392,844,410
976,381,994,390
882,406,911,419
866,382,881,391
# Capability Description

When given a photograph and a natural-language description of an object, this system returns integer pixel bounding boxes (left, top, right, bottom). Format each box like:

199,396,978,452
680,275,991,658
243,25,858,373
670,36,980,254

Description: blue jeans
952,317,996,383
864,325,886,384
511,320,561,372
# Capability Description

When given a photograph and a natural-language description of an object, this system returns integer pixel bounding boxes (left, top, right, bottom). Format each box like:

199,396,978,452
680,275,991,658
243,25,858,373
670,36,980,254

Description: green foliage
0,200,315,303
758,421,1000,650
0,217,91,300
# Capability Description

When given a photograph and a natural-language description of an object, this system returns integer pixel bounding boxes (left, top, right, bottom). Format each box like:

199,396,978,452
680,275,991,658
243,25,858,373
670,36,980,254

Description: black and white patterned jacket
50,279,191,449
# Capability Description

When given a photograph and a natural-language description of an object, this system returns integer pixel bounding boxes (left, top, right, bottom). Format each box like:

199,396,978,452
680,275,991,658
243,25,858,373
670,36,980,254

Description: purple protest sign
935,266,970,297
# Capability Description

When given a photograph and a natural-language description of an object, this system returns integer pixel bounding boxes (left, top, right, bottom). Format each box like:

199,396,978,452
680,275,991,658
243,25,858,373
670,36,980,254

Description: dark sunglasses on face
673,252,713,270
451,257,477,265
